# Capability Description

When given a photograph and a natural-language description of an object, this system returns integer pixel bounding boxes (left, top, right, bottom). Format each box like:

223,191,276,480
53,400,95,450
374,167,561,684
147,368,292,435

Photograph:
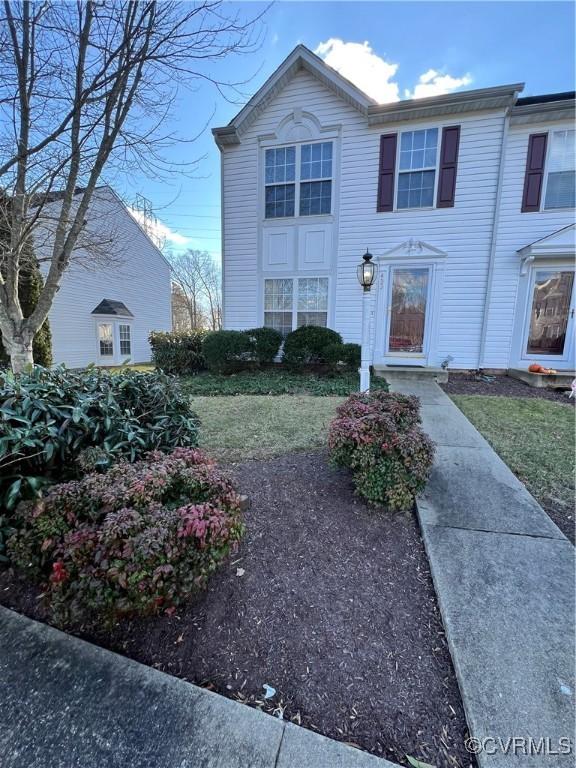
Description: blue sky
114,1,575,261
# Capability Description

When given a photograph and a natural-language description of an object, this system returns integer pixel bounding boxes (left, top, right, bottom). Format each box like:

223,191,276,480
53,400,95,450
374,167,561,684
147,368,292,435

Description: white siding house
36,186,171,368
213,46,575,374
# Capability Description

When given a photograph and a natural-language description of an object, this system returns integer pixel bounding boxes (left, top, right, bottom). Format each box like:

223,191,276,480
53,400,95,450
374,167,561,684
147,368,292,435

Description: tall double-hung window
264,277,329,335
264,142,333,218
544,130,575,209
397,128,438,209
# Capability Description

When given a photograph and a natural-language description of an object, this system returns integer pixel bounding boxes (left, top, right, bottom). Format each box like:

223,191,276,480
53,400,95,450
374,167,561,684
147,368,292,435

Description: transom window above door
264,142,333,219
397,128,438,209
264,277,329,334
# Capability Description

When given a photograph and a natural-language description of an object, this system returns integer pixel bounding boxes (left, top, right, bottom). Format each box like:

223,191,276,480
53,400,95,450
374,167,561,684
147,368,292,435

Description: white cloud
314,39,400,104
128,207,190,249
404,69,473,100
314,38,473,105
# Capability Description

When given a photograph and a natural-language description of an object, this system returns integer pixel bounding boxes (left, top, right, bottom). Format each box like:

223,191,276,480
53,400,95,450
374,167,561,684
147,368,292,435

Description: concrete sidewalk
387,375,575,768
0,606,396,768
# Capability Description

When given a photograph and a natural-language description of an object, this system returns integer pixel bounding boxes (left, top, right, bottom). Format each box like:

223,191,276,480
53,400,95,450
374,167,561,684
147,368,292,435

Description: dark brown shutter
522,133,548,212
377,133,397,212
436,126,460,208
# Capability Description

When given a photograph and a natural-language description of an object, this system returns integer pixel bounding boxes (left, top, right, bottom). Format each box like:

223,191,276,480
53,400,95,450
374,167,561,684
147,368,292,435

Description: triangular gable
518,224,575,274
518,223,575,256
213,45,376,145
379,239,447,260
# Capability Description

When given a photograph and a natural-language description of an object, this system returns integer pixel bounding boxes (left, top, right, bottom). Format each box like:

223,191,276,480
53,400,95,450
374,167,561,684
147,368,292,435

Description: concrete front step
508,368,575,389
373,365,448,383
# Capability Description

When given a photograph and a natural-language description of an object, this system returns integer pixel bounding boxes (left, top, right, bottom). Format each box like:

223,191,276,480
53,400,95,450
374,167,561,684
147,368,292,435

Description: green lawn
191,395,344,462
182,370,388,397
452,395,575,533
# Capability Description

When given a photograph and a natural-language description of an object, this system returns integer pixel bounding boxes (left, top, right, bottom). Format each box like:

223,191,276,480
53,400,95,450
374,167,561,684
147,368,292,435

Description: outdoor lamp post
357,249,377,392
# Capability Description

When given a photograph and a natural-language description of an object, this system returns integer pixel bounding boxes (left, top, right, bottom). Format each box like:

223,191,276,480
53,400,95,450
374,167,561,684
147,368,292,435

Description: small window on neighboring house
263,277,329,334
98,324,113,356
119,324,131,356
544,130,575,209
265,147,296,218
397,128,438,209
300,142,333,215
264,278,293,335
297,277,328,327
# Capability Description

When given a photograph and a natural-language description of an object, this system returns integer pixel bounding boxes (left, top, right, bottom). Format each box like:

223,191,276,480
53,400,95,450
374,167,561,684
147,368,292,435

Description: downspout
218,143,226,330
477,107,512,368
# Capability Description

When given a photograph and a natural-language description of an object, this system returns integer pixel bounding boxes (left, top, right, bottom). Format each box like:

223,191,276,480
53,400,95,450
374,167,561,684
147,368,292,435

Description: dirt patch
442,371,573,404
0,452,474,768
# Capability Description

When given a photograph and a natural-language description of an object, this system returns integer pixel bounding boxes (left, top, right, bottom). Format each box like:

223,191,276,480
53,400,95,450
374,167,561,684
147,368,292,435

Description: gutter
477,107,512,368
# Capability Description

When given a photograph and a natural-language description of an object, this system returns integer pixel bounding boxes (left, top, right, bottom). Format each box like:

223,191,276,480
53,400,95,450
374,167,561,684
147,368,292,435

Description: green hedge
202,330,255,374
149,331,206,375
244,327,282,363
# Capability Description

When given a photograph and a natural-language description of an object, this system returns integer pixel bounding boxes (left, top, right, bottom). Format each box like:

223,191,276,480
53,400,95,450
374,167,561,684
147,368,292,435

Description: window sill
263,214,333,223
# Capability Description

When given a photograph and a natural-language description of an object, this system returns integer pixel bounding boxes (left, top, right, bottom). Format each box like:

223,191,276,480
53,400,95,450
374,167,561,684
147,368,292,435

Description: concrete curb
0,606,398,768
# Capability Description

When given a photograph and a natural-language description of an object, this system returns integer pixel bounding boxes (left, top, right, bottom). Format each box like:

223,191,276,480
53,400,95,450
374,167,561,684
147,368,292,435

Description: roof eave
367,83,524,126
510,98,576,126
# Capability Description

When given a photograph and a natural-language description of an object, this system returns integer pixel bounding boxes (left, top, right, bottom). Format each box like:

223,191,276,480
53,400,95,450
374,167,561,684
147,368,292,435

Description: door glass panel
388,268,429,353
527,270,574,355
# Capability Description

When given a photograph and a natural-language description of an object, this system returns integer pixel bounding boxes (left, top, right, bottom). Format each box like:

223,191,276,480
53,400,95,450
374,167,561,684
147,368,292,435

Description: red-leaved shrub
328,391,435,510
8,447,243,625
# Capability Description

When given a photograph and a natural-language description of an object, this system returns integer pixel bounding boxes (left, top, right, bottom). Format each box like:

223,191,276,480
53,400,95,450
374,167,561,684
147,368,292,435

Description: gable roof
213,45,376,145
213,45,524,147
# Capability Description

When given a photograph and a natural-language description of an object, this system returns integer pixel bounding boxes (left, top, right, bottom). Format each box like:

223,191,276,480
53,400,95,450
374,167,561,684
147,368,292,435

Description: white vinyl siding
483,120,575,368
219,67,574,370
36,187,171,367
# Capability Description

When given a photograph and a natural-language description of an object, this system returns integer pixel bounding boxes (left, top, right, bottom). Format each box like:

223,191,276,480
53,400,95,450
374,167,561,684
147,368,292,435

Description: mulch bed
441,371,573,404
0,452,474,768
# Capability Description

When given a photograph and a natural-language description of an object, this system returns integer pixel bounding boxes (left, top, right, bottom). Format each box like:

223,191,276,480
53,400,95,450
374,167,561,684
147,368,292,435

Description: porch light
357,249,377,292
357,248,377,393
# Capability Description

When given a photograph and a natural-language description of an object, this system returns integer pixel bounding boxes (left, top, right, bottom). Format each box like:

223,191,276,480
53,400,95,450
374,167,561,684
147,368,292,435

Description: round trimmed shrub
324,342,361,370
282,325,342,367
8,448,244,626
202,330,255,374
328,391,435,511
244,327,282,364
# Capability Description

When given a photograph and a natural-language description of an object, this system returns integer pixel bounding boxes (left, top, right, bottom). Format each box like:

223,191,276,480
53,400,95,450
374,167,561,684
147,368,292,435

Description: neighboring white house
35,186,171,368
213,45,575,373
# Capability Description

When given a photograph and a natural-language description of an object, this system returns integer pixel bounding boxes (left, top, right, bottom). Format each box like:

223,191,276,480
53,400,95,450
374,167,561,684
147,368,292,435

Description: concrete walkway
0,606,397,768
387,375,575,768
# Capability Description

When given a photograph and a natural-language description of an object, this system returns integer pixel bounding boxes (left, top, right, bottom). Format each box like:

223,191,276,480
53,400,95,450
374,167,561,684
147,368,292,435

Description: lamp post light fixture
357,249,378,392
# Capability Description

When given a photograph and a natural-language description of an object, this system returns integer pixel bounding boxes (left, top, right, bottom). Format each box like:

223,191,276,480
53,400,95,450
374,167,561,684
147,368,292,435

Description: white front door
383,265,432,364
521,266,575,367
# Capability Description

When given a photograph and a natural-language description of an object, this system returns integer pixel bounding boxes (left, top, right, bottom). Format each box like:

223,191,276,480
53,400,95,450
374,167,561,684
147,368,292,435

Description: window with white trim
264,142,333,219
263,277,329,334
119,324,131,356
98,323,113,356
397,128,438,209
296,277,328,327
544,130,575,209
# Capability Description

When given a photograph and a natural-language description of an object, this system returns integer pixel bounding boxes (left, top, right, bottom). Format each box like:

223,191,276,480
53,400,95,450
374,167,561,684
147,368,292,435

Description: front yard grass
182,369,388,396
191,394,344,462
452,395,575,541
